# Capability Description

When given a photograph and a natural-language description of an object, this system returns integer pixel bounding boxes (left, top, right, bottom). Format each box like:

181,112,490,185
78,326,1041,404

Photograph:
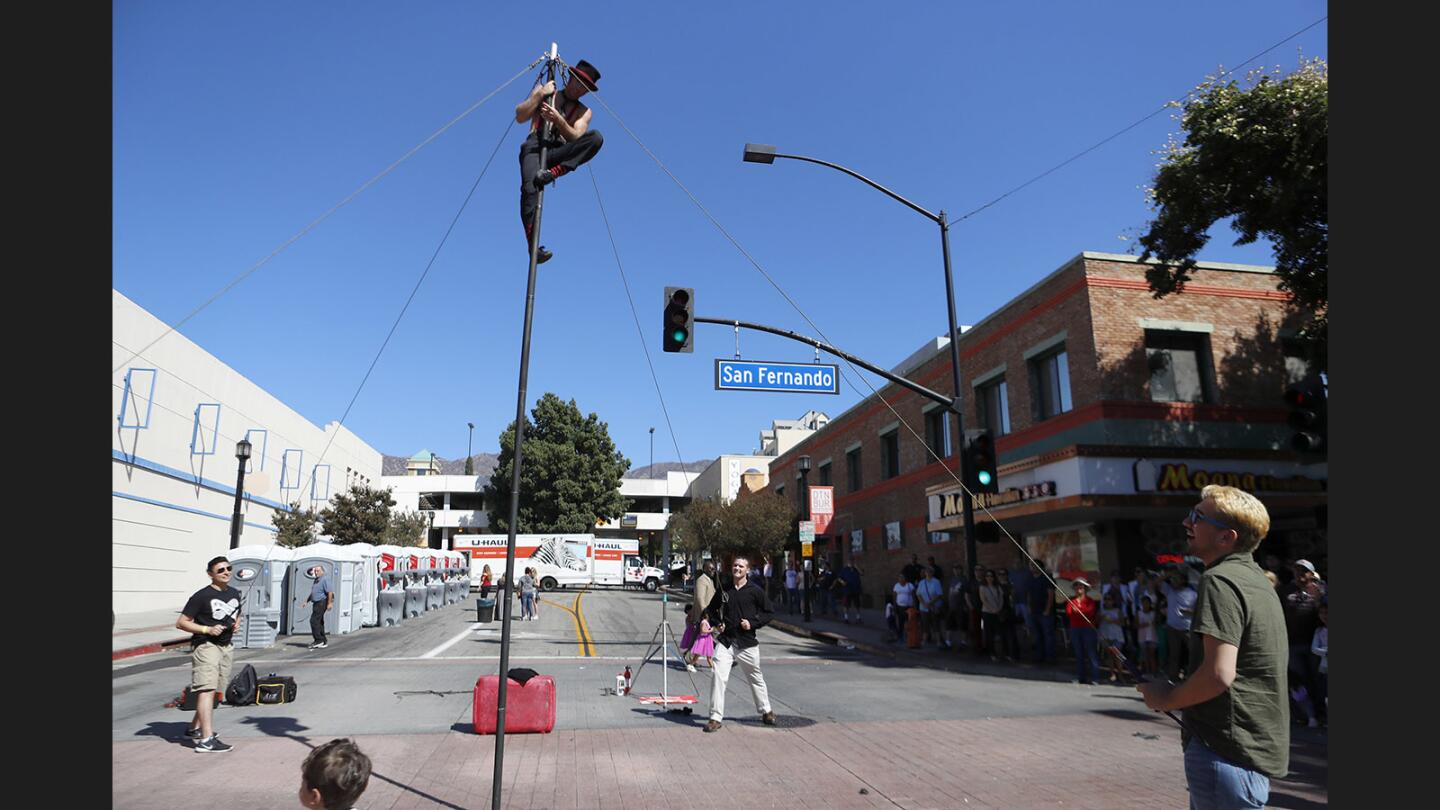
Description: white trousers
709,641,771,721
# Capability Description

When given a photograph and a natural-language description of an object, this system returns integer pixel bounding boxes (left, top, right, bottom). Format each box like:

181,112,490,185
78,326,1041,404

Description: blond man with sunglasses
176,556,244,753
1137,485,1289,809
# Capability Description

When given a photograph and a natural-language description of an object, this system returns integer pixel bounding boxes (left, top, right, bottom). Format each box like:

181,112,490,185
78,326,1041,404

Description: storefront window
1024,526,1100,587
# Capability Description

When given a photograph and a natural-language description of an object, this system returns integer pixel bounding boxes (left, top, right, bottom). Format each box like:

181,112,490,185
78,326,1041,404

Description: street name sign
714,359,840,394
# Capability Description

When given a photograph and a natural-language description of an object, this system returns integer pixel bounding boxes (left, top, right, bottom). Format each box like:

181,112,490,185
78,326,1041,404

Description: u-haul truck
454,534,665,592
594,537,666,591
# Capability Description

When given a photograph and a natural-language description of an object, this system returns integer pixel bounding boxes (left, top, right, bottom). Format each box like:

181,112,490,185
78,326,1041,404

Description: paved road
113,587,1327,807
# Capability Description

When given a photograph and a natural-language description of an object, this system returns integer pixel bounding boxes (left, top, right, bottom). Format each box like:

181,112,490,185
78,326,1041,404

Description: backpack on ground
225,663,259,706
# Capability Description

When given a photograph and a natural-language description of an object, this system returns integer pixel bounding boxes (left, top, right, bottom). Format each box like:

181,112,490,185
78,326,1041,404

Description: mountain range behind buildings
379,453,709,481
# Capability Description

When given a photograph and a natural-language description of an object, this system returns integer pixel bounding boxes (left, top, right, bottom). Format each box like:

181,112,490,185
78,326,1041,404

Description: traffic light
963,429,999,494
662,286,693,353
1283,376,1327,454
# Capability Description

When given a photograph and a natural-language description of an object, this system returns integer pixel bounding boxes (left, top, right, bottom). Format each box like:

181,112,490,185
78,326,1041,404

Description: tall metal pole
938,212,980,573
466,422,475,476
648,427,654,479
799,466,812,623
743,147,980,571
493,44,557,810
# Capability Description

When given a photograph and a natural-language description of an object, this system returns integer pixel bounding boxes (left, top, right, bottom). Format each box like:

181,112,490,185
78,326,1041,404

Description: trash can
476,597,497,624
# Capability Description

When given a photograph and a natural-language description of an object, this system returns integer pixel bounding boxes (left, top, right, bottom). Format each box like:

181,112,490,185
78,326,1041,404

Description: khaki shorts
191,641,234,692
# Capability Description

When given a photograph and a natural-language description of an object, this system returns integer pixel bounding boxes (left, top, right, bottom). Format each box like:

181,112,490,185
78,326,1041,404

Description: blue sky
113,1,1328,472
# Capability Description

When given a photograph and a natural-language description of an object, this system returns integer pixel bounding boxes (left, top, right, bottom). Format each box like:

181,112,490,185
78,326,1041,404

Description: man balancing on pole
514,58,603,264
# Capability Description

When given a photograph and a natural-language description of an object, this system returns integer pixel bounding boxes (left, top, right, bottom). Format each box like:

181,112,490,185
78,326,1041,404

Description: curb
113,636,192,661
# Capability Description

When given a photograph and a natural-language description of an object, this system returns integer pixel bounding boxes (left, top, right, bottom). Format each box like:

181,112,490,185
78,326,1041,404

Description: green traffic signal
663,286,694,353
977,470,993,487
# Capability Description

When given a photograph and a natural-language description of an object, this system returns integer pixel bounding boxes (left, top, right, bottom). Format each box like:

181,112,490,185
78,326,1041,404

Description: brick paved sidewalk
112,710,1326,808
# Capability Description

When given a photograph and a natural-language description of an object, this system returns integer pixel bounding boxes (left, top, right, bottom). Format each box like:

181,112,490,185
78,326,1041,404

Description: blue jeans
786,588,798,614
1184,737,1269,809
520,592,535,620
1069,627,1100,682
1027,612,1055,662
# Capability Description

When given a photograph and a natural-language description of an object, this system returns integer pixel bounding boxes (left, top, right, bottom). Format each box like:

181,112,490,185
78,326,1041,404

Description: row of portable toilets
227,543,471,649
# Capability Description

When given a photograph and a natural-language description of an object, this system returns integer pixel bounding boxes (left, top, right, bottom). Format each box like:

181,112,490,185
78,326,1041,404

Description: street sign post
799,520,814,557
715,359,840,394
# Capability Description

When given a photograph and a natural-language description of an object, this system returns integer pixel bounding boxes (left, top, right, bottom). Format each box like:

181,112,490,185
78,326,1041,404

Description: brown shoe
704,719,723,733
761,711,777,726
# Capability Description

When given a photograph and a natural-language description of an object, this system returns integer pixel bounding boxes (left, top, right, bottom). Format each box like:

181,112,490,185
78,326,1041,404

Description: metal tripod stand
628,590,701,707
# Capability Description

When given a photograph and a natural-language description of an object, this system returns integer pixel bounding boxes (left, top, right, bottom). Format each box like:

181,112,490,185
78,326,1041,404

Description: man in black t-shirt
176,555,244,753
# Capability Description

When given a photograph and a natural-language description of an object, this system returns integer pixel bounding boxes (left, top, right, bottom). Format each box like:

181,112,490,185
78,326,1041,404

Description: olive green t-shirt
1183,553,1290,778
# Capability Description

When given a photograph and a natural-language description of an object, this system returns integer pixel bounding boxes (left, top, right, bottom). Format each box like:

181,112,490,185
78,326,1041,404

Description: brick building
769,252,1326,605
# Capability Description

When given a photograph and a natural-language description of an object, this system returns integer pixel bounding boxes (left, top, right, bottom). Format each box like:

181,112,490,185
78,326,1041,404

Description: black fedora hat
568,59,600,92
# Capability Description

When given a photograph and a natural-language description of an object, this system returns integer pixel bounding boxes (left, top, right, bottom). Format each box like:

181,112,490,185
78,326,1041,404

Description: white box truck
454,534,665,592
595,537,666,591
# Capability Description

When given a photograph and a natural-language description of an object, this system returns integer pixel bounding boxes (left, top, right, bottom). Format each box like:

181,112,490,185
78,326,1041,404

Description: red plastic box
472,674,556,734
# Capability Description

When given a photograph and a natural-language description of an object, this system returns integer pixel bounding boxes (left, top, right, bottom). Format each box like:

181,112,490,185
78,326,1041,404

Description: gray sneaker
195,736,233,753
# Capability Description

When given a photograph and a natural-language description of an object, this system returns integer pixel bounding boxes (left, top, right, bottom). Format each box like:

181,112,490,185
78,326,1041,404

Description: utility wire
115,116,518,508
113,57,544,375
952,15,1328,224
294,118,517,500
586,165,691,486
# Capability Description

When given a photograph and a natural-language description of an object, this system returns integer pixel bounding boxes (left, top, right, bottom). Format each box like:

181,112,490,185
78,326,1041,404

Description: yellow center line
539,586,593,657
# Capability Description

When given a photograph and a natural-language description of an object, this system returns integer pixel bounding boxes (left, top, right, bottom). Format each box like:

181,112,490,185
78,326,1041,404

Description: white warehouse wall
112,290,383,617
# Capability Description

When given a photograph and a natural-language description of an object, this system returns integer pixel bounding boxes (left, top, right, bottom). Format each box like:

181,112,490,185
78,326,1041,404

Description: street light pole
648,427,655,479
798,454,812,623
743,143,981,572
466,422,475,476
229,438,252,550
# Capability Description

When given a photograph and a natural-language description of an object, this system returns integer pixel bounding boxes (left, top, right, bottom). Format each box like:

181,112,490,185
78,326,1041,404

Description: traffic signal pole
937,212,981,574
690,307,979,561
493,42,558,810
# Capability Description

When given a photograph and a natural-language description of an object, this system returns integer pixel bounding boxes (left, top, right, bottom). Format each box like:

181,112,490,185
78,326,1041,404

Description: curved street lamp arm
772,153,939,223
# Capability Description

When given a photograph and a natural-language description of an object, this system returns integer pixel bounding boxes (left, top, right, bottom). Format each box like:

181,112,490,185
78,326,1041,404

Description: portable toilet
424,552,445,611
288,544,365,637
447,550,469,602
373,544,407,627
404,549,428,617
347,542,381,627
228,543,294,649
439,551,456,604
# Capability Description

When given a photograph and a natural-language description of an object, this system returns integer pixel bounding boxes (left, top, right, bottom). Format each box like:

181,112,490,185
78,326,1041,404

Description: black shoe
195,736,233,753
761,711,777,726
184,727,204,740
535,245,552,264
533,170,556,190
704,719,723,733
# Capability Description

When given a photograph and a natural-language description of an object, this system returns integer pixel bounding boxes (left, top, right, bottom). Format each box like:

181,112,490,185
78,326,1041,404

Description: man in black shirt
176,556,244,753
902,554,924,585
699,556,776,732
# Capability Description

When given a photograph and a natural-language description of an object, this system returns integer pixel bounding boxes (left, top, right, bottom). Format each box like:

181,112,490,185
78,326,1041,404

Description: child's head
300,738,371,810
1103,591,1117,607
1141,595,1153,611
